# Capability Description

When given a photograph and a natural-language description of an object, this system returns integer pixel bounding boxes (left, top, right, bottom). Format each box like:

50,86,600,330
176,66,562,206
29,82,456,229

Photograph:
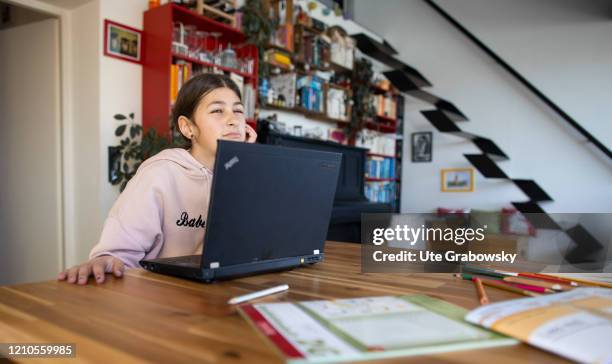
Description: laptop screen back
201,141,342,268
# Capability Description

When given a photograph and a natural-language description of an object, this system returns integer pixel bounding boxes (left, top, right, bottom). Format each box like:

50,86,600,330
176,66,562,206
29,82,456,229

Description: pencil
462,265,507,279
455,272,501,281
544,275,612,289
506,282,552,294
503,276,570,291
472,277,489,305
519,272,579,287
479,278,539,297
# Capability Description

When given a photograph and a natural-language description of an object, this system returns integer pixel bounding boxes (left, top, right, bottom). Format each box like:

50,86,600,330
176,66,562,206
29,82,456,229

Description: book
465,287,612,363
238,295,516,363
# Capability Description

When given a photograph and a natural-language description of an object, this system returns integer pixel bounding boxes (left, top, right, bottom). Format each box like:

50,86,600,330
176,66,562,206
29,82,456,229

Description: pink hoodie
90,148,213,268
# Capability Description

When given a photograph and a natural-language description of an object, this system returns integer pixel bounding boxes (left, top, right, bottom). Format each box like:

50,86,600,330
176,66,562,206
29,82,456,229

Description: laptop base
140,254,324,283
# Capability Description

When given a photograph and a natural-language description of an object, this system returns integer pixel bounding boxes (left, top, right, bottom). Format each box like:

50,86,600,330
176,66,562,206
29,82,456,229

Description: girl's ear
178,115,194,139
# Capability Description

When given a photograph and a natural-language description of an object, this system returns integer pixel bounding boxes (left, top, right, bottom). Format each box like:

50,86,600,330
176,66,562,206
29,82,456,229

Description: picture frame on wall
104,19,143,64
411,131,432,162
441,168,474,192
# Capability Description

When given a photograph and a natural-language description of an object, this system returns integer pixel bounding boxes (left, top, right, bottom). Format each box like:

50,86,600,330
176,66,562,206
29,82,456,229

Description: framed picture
104,19,143,64
411,131,432,162
441,168,474,192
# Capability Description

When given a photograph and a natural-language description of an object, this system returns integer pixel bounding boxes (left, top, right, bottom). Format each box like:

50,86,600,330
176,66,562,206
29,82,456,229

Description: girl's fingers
57,270,67,280
67,266,79,284
77,265,92,285
245,124,257,143
92,260,106,284
111,258,125,277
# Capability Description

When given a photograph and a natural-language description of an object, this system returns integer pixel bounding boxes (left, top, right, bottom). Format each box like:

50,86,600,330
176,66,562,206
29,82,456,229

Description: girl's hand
245,124,257,143
57,255,125,285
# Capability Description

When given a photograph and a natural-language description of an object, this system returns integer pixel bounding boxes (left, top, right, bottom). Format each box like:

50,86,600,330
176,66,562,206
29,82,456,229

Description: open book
238,295,516,363
466,288,612,363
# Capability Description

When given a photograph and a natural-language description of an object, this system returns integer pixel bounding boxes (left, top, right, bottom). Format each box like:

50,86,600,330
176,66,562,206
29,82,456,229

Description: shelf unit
143,3,258,138
363,86,403,209
262,103,350,125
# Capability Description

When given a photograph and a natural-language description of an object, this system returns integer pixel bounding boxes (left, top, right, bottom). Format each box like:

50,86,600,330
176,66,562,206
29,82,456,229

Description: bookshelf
142,3,258,138
363,86,403,210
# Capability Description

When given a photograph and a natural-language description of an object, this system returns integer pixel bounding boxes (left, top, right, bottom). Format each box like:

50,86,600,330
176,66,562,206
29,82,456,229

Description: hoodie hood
140,148,213,178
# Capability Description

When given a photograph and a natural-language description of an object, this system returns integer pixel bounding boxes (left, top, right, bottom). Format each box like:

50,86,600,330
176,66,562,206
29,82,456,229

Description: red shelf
143,3,258,138
172,53,255,79
375,114,397,123
364,121,396,133
171,4,245,43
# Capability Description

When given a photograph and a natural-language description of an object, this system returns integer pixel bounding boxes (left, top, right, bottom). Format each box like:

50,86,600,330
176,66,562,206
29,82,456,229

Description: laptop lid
201,140,342,269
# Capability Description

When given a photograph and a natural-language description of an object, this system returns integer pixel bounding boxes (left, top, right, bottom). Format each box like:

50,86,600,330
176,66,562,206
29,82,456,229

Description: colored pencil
505,282,552,294
503,276,570,291
479,278,539,297
455,272,499,281
472,277,489,305
519,272,579,287
462,265,507,279
456,273,554,294
544,275,612,289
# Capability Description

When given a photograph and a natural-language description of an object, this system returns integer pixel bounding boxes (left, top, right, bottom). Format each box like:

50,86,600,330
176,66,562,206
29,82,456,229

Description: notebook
466,287,612,363
238,295,516,363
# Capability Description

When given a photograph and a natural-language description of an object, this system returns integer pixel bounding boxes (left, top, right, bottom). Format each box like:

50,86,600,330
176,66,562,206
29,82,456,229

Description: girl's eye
210,109,222,114
234,109,244,114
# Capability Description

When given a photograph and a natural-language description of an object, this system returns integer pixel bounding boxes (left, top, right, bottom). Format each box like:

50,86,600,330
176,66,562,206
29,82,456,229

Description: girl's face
190,87,246,156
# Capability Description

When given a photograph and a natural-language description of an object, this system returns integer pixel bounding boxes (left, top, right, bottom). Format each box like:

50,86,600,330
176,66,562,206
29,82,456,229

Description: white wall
99,0,148,218
435,0,612,152
69,0,102,265
354,0,612,213
69,0,147,263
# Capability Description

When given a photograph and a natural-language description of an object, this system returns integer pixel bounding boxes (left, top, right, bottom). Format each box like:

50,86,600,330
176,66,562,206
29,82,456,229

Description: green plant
348,58,375,138
112,113,173,191
240,0,275,79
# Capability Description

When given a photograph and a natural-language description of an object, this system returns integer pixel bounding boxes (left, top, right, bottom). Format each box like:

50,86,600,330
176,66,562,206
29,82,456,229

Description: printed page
466,288,612,363
254,302,360,359
299,296,490,350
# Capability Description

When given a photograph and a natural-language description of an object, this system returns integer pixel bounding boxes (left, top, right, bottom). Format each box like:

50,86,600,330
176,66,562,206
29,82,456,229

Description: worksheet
466,288,612,364
239,295,516,363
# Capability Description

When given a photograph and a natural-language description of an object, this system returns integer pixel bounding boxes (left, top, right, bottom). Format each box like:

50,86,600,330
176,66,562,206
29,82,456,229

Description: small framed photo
441,168,474,192
411,131,432,162
104,19,143,64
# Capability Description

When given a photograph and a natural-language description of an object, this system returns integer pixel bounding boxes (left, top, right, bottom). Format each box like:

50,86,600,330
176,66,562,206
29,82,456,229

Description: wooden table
0,241,568,363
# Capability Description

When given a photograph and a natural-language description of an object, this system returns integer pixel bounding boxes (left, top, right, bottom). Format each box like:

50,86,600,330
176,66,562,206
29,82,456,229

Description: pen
228,284,289,305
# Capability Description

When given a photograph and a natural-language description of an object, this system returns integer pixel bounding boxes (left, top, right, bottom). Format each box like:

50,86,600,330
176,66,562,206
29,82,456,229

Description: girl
58,73,256,285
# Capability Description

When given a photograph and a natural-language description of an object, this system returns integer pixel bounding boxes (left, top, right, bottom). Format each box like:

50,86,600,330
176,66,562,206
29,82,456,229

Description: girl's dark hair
172,73,242,148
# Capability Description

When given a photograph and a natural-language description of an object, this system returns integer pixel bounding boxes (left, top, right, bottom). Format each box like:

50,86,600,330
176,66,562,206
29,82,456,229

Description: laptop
140,140,342,282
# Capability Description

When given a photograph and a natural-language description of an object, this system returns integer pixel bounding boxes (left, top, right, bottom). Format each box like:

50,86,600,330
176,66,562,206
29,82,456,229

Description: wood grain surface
0,241,569,363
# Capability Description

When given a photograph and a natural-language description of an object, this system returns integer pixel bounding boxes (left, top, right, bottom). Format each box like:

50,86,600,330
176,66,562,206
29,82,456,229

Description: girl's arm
59,164,166,284
90,164,166,267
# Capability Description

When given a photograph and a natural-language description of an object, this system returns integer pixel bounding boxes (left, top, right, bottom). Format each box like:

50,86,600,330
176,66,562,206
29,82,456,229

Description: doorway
0,1,63,284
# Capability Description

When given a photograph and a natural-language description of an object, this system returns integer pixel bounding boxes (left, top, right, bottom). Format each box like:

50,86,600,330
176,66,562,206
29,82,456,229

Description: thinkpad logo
224,156,239,170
